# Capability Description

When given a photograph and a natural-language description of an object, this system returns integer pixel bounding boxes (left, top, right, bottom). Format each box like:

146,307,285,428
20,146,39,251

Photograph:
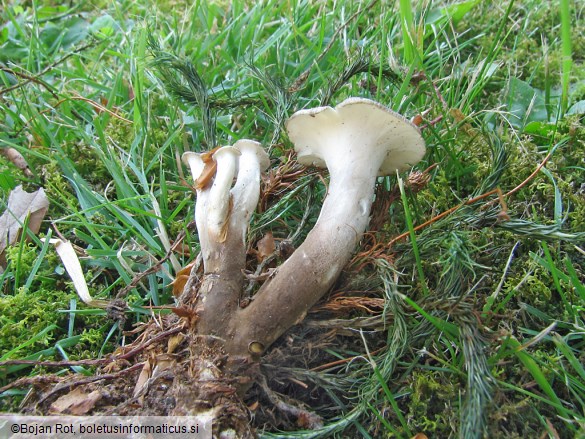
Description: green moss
486,395,540,438
0,286,73,358
0,243,112,363
508,271,552,308
460,0,585,88
41,160,80,218
405,370,459,436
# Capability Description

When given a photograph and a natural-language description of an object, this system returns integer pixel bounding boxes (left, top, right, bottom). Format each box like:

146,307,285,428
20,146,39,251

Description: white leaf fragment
42,238,94,305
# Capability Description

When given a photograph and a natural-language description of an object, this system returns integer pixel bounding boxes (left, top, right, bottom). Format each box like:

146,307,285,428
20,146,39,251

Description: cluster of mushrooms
181,97,426,358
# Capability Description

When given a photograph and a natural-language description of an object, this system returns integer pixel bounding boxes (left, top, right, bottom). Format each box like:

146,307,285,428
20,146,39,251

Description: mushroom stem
226,166,378,354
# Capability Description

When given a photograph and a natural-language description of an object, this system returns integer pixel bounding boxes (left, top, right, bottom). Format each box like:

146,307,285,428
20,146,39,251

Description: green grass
1,0,584,437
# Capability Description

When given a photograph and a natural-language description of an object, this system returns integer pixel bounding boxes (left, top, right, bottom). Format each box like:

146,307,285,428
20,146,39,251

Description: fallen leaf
0,185,48,267
50,388,102,415
296,410,323,430
153,354,174,374
133,359,152,400
42,238,95,305
167,333,185,354
256,231,275,261
171,241,191,256
411,114,424,126
175,261,196,277
171,306,197,321
171,274,189,297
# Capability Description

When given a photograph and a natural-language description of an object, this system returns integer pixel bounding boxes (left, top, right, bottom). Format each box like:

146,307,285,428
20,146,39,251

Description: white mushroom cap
286,97,425,175
233,139,270,173
181,151,206,180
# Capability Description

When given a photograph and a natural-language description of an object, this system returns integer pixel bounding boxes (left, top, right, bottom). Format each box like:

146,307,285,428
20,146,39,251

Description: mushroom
230,139,270,244
227,97,425,355
182,142,268,275
207,146,241,243
288,97,426,251
182,151,212,267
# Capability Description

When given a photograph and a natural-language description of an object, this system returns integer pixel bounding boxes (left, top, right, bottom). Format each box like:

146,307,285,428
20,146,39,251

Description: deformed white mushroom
180,141,270,329
230,140,270,243
182,141,269,275
207,146,241,243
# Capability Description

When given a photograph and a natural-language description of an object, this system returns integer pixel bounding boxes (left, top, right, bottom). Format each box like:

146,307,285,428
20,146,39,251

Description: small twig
387,188,503,247
114,325,185,361
34,4,83,23
68,93,133,123
0,358,108,369
0,67,59,99
0,375,62,394
503,149,554,199
420,115,444,130
386,147,555,247
310,346,384,372
479,148,554,214
243,255,278,296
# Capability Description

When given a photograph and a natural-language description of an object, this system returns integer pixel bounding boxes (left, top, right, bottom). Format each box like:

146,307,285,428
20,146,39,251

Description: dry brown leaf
133,360,152,400
171,306,197,321
175,261,196,277
171,258,197,298
167,333,185,354
153,354,174,374
171,241,191,256
50,388,102,415
411,114,424,126
256,231,275,261
0,185,49,267
195,158,217,190
171,274,189,297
